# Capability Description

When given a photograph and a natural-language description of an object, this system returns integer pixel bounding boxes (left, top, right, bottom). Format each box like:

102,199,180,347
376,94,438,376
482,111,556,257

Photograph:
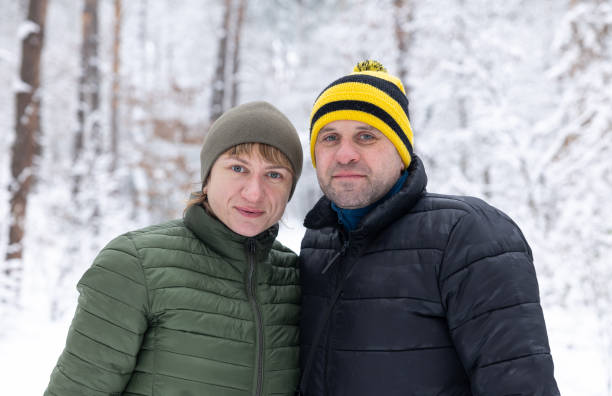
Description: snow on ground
546,305,609,395
4,303,607,395
1,308,72,394
1,223,608,395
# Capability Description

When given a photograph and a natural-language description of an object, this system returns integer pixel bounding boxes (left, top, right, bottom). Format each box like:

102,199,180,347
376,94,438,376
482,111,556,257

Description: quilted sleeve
44,235,150,396
439,207,560,395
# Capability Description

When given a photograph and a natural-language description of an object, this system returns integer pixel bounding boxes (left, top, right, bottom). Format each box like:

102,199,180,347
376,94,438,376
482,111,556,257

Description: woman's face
205,150,293,237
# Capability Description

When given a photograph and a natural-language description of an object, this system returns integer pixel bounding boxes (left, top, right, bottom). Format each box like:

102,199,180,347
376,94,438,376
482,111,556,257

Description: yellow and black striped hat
309,60,414,168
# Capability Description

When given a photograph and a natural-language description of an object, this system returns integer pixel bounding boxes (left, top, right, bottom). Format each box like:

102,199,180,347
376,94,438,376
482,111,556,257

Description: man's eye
321,134,337,142
359,133,374,141
231,165,245,173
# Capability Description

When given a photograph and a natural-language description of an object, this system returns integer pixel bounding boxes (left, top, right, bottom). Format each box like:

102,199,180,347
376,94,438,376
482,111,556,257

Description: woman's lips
235,206,264,217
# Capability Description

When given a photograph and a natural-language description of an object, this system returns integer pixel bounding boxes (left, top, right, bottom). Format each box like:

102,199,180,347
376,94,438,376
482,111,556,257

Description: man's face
314,120,404,209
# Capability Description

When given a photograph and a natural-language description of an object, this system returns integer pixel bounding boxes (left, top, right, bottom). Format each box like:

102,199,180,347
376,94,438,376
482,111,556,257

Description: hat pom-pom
353,60,387,73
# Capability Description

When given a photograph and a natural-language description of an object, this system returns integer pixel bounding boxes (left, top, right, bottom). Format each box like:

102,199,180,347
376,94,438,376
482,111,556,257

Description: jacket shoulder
121,219,192,244
414,192,503,217
271,239,299,268
115,219,208,255
421,192,528,244
90,220,192,285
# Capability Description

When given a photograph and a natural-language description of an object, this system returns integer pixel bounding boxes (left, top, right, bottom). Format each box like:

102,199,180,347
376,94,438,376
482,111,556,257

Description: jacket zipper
247,238,264,396
321,239,349,274
324,235,351,395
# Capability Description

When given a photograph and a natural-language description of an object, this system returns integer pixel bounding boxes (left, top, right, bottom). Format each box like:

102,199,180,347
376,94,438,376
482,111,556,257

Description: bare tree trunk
73,0,101,199
393,0,413,98
4,0,48,307
124,0,148,222
454,0,468,130
110,0,122,173
230,0,247,107
210,0,232,123
52,0,102,320
454,0,471,183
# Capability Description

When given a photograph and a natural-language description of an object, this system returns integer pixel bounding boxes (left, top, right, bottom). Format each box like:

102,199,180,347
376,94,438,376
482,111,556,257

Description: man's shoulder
415,192,529,249
404,192,523,236
413,192,498,216
408,191,520,227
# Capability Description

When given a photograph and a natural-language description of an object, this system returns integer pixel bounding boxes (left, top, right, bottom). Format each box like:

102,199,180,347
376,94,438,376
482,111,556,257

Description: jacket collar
304,155,428,238
184,204,279,261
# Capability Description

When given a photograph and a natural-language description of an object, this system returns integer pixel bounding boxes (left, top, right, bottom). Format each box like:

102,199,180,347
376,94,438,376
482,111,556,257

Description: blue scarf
331,171,409,231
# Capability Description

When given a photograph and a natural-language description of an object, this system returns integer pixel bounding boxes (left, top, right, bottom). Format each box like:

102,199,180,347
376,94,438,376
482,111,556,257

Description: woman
45,101,303,396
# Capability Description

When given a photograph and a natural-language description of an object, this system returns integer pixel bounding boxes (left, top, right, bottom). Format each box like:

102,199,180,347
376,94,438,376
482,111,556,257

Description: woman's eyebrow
264,164,291,171
225,156,289,171
223,156,250,164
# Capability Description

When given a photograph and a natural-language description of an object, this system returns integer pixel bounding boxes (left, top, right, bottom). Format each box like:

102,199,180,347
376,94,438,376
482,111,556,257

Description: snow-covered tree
3,0,48,312
543,0,612,388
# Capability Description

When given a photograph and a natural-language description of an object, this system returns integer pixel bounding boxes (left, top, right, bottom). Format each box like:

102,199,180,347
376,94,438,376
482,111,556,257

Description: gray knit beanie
200,101,303,200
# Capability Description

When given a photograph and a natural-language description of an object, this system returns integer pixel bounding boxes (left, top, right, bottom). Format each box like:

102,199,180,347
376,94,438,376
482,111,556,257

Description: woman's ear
201,177,210,198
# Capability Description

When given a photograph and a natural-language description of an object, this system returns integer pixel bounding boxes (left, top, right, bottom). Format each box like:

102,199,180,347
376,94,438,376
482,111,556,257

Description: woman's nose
241,176,263,202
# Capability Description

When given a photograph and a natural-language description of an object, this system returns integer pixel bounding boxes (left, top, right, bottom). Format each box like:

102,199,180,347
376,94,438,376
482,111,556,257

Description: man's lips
332,173,365,179
235,206,265,217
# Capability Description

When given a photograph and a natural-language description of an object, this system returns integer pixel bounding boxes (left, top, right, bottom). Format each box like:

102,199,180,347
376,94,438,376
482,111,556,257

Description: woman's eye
231,165,245,173
267,171,282,179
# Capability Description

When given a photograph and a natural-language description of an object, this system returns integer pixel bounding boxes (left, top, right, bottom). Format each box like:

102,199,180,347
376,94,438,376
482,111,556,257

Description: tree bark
230,0,247,107
73,0,101,198
4,0,48,306
110,0,122,172
393,0,413,98
210,0,232,123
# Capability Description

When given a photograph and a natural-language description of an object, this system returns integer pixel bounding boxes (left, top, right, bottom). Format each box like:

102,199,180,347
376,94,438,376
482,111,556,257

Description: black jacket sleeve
439,203,560,395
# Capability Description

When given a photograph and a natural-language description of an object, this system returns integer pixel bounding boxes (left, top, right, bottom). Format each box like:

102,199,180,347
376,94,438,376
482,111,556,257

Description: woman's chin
229,220,268,237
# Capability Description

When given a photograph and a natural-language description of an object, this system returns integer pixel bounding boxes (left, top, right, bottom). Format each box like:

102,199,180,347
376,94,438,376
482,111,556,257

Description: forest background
0,0,611,394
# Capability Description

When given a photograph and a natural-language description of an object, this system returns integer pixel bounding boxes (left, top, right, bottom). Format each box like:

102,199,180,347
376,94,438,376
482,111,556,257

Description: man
297,60,559,395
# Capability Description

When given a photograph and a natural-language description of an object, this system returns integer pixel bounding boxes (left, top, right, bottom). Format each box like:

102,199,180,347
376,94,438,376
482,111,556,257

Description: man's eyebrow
320,126,336,133
356,125,375,131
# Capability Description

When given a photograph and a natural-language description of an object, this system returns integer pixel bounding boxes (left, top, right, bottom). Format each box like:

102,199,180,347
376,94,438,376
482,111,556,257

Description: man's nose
241,175,263,202
335,140,360,164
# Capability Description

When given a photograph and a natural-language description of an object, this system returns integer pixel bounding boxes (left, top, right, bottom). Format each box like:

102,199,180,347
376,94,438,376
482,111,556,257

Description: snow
1,0,612,395
1,265,609,395
546,306,610,395
0,309,71,394
17,20,40,40
12,78,32,94
0,48,15,64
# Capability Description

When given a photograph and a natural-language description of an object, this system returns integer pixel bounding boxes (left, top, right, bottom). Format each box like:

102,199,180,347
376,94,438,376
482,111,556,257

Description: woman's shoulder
123,219,190,239
270,239,299,268
101,219,197,256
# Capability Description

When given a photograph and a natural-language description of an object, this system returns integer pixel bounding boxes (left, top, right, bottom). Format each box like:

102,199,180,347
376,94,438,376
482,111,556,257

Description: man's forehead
320,121,379,133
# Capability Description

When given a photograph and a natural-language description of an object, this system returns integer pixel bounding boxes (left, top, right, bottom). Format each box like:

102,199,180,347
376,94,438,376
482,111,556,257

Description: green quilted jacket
44,205,300,396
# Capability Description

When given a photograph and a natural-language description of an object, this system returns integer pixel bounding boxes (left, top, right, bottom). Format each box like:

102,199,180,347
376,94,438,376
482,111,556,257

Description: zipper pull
321,239,349,274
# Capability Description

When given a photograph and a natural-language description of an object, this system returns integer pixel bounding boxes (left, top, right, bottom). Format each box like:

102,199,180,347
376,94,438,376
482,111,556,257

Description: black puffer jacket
299,156,559,396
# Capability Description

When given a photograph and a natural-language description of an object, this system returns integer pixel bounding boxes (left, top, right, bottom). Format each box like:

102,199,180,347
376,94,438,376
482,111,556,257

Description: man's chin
328,194,371,209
